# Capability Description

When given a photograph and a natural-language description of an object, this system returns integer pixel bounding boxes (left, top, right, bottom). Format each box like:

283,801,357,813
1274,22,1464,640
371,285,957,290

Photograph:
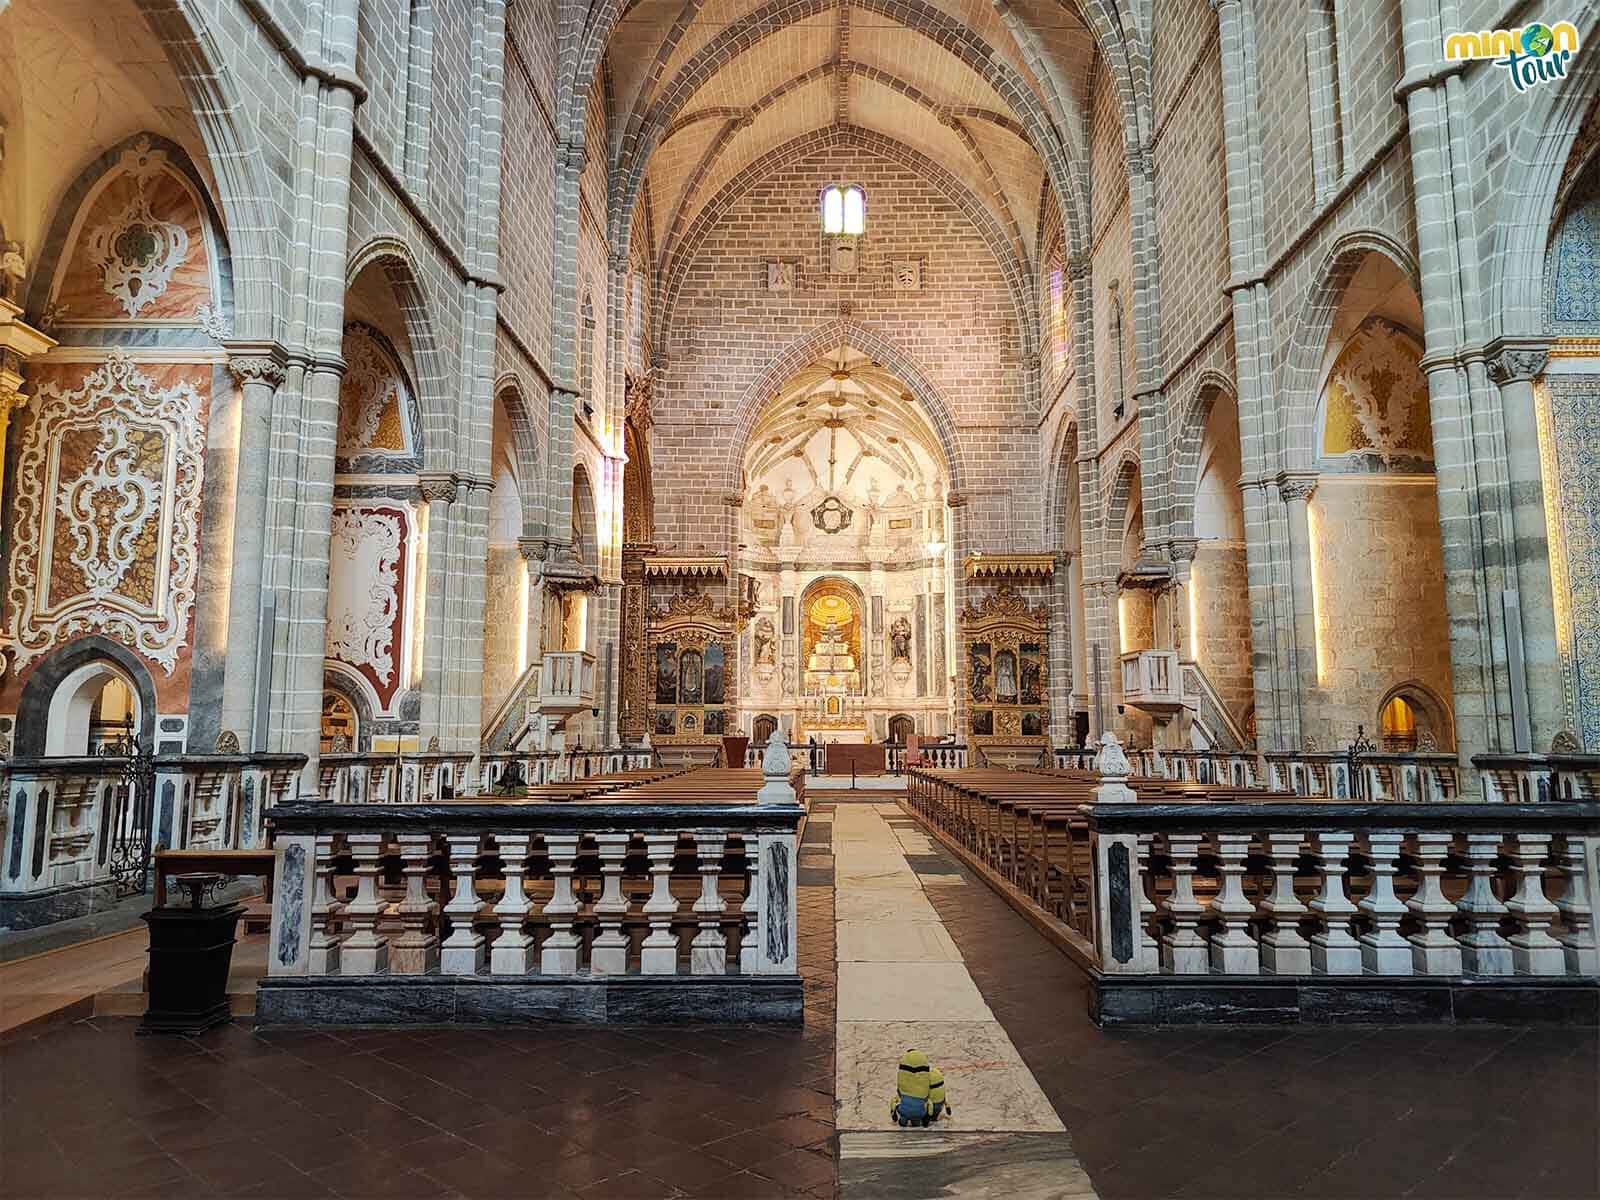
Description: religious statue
995,651,1017,701
754,616,776,667
889,615,912,664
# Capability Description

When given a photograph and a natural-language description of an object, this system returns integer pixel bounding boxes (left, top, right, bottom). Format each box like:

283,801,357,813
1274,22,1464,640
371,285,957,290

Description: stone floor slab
839,1132,1098,1198
836,1020,1065,1133
837,962,993,1022
837,920,963,963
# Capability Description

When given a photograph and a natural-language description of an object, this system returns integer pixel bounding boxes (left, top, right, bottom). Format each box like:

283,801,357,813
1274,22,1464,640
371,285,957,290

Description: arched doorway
752,714,779,744
887,714,914,743
320,688,360,753
44,662,141,756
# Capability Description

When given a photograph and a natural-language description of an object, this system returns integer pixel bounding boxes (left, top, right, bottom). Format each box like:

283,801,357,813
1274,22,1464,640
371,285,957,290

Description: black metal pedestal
139,874,243,1035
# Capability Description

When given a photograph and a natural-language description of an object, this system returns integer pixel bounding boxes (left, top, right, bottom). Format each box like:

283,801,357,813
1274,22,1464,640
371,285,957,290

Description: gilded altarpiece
961,585,1049,749
648,592,735,745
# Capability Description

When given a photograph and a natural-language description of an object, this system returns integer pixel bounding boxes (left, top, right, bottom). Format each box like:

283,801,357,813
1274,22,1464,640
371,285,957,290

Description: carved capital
556,138,587,173
945,491,970,509
227,352,286,390
1168,537,1199,563
418,472,459,504
518,537,547,564
1276,472,1318,504
1485,342,1550,385
1065,253,1091,281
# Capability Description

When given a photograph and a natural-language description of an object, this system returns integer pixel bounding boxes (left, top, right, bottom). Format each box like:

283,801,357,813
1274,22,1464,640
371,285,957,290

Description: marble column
220,349,287,749
1277,473,1319,748
1048,552,1075,747
1487,343,1562,751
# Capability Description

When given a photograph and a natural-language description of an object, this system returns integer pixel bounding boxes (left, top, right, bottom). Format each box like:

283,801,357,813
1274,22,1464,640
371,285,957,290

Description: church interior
0,1,1598,1197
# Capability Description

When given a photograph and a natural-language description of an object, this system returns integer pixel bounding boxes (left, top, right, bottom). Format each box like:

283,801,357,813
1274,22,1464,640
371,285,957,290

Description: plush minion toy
928,1065,951,1121
890,1049,933,1127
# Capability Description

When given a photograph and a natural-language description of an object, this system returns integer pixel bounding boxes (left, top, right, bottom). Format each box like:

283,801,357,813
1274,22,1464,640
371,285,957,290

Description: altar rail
315,747,659,803
903,763,1600,1024
0,752,304,930
261,794,805,1024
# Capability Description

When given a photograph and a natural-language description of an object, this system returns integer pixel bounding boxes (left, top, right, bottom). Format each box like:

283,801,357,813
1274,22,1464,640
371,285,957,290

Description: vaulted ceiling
603,0,1113,273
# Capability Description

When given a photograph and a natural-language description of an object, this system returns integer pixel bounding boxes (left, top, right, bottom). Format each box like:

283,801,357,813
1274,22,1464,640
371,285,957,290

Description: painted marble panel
53,139,215,324
1321,318,1433,466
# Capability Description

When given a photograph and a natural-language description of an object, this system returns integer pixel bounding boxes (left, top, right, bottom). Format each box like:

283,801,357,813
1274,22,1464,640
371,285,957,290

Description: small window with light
822,184,866,235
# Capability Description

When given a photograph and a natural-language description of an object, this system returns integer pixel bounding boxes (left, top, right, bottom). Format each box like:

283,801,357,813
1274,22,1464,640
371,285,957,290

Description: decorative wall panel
337,323,419,465
6,354,207,674
52,139,216,324
324,504,410,711
1321,319,1433,467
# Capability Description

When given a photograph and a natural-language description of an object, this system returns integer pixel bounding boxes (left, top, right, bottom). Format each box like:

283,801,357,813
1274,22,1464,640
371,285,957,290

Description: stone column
1276,473,1319,748
220,349,286,748
417,473,459,746
1048,552,1075,747
1487,342,1562,751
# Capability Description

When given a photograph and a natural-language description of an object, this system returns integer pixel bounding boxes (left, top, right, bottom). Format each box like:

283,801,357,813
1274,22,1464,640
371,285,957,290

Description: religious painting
1021,710,1045,738
679,649,703,704
968,643,993,702
704,709,726,735
1019,644,1043,705
654,708,677,736
995,650,1018,702
654,643,678,704
970,709,994,736
681,712,699,733
704,644,726,705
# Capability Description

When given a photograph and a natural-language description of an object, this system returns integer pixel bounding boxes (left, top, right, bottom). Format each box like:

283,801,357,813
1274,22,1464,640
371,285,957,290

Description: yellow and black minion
928,1065,950,1120
890,1049,933,1127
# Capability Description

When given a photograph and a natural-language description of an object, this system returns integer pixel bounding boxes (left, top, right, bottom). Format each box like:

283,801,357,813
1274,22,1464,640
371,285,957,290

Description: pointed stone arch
1170,370,1238,542
1276,231,1421,471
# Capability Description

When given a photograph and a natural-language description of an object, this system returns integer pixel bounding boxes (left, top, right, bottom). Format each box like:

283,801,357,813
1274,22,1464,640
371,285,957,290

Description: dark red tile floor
886,810,1600,1200
0,827,838,1200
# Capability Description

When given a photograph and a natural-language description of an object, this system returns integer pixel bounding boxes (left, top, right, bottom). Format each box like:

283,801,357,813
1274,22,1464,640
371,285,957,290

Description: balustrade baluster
1209,832,1259,973
307,834,345,975
691,833,728,974
492,834,535,974
1309,832,1362,974
1405,831,1461,975
640,834,681,974
1456,832,1513,974
1259,832,1311,974
1358,831,1411,975
541,834,582,974
1556,835,1598,974
591,833,631,975
740,835,762,974
390,833,440,974
440,835,487,975
1505,833,1564,975
340,833,390,974
1159,834,1209,974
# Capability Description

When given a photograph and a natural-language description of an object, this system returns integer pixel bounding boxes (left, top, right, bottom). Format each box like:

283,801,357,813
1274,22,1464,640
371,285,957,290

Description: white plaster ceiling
0,0,210,267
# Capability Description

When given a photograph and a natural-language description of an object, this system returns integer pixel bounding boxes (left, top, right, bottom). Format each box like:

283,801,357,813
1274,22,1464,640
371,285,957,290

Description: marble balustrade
265,798,804,983
1086,801,1600,979
0,752,304,929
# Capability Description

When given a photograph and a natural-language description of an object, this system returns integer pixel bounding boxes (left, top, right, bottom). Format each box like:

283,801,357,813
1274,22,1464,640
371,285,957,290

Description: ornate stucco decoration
1321,318,1433,466
83,139,190,318
324,507,404,686
338,322,416,462
962,552,1056,580
7,352,204,673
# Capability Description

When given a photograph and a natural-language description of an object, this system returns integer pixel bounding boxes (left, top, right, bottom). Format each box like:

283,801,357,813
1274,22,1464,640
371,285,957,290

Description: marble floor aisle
829,802,1098,1199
